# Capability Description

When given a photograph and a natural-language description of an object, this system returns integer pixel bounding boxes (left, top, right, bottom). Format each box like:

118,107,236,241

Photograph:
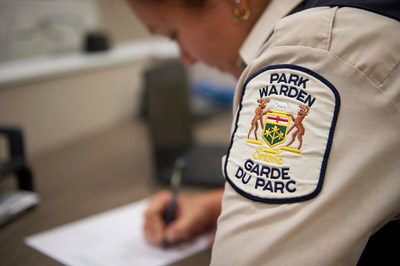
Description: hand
143,189,223,247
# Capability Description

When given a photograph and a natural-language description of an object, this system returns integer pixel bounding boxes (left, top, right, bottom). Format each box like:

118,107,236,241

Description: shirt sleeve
212,7,400,266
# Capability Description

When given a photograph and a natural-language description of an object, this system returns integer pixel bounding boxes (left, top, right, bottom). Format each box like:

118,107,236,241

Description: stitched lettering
297,76,309,89
270,73,280,83
259,87,268,98
258,85,316,107
288,74,299,85
254,178,297,194
270,72,309,89
235,166,252,184
280,85,289,96
269,85,278,96
286,180,297,193
241,160,296,194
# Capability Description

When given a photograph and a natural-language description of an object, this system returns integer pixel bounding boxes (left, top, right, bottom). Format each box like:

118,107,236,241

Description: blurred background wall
0,0,235,160
97,0,150,44
0,0,155,157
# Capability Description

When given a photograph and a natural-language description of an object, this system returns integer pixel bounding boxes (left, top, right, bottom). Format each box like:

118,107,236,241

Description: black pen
162,158,185,249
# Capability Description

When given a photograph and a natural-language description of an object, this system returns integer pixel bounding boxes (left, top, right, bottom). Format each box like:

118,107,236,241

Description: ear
231,0,250,21
232,0,249,9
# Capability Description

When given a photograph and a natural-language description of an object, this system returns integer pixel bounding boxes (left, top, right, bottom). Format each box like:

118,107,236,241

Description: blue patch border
224,64,341,204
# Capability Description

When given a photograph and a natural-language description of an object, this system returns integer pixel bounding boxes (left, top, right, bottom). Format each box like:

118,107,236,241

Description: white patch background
225,66,339,203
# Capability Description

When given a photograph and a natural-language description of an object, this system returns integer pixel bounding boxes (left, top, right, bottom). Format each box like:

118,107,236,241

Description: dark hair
129,0,206,8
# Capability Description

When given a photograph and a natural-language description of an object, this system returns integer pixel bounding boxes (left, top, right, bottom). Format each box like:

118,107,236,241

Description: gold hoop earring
234,6,250,21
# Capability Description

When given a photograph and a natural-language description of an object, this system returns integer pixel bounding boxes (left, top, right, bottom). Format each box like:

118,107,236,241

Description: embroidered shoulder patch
224,64,340,203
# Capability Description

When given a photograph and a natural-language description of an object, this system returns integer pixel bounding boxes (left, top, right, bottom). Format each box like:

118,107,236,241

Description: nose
179,46,197,65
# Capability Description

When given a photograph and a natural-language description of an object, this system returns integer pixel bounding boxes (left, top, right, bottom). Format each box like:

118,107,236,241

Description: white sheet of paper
25,199,212,266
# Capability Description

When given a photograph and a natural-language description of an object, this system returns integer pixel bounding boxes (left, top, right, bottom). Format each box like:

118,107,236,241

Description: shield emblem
263,111,291,148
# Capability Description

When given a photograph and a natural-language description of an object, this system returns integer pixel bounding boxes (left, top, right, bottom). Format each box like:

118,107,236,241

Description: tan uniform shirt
211,0,400,265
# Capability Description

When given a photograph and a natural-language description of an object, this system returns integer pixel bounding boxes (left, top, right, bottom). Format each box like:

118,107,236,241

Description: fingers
164,194,214,245
143,192,194,246
142,189,223,247
165,214,217,247
143,191,172,246
164,213,193,245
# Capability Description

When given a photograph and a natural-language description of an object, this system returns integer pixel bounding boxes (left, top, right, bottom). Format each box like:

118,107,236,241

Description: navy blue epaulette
291,0,400,22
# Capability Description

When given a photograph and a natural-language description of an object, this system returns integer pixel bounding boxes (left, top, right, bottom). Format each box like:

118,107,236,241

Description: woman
128,0,267,247
128,0,400,265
